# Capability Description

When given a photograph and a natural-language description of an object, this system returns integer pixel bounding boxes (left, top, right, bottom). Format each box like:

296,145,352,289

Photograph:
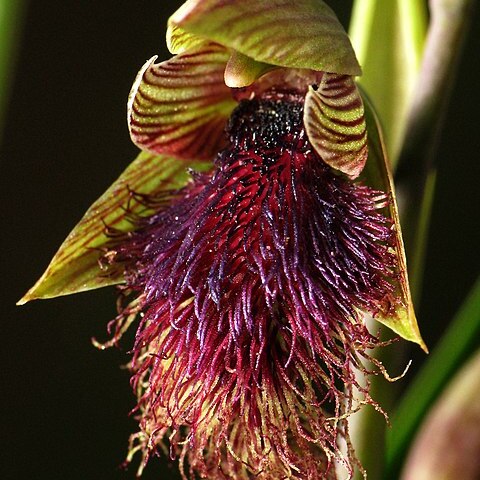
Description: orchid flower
20,1,425,478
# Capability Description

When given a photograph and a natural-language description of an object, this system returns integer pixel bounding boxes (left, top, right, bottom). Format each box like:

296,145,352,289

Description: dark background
1,1,479,479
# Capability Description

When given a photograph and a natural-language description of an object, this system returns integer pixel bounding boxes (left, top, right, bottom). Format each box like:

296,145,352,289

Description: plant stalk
349,1,475,477
395,0,476,302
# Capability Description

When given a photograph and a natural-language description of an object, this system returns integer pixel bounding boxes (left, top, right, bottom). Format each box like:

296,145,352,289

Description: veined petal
304,74,368,178
128,44,236,160
18,153,210,304
169,0,361,76
361,94,426,352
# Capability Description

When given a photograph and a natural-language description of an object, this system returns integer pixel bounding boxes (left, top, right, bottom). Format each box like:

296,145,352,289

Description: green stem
395,0,476,301
390,0,475,474
350,326,407,480
349,0,427,164
0,0,26,142
348,3,427,477
407,170,436,303
350,1,474,477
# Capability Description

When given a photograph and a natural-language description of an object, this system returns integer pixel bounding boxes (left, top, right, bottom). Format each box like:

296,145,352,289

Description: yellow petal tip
16,295,30,306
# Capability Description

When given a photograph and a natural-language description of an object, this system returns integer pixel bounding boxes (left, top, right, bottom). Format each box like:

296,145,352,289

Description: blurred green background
1,1,478,478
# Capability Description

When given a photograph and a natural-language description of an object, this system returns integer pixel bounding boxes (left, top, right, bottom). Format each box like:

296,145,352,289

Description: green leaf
128,44,236,160
304,74,368,178
169,0,362,76
385,277,480,477
18,152,210,304
361,93,426,351
349,0,427,164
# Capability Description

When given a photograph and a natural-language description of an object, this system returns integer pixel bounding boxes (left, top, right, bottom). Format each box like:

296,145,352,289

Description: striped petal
361,94,426,352
18,153,210,303
304,73,368,178
128,44,236,160
168,0,361,76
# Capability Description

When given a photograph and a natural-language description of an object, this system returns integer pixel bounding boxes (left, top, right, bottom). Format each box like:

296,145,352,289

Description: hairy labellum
105,90,399,479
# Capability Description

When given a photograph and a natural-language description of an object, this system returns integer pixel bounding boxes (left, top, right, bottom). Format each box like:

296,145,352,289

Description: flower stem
350,327,409,480
349,0,427,164
350,1,475,477
395,0,476,301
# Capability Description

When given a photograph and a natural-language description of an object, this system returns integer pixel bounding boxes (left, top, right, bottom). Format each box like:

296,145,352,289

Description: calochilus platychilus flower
19,1,426,479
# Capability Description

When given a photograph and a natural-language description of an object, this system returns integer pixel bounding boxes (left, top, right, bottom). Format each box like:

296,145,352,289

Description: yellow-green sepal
169,0,362,76
361,93,427,352
18,152,211,304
